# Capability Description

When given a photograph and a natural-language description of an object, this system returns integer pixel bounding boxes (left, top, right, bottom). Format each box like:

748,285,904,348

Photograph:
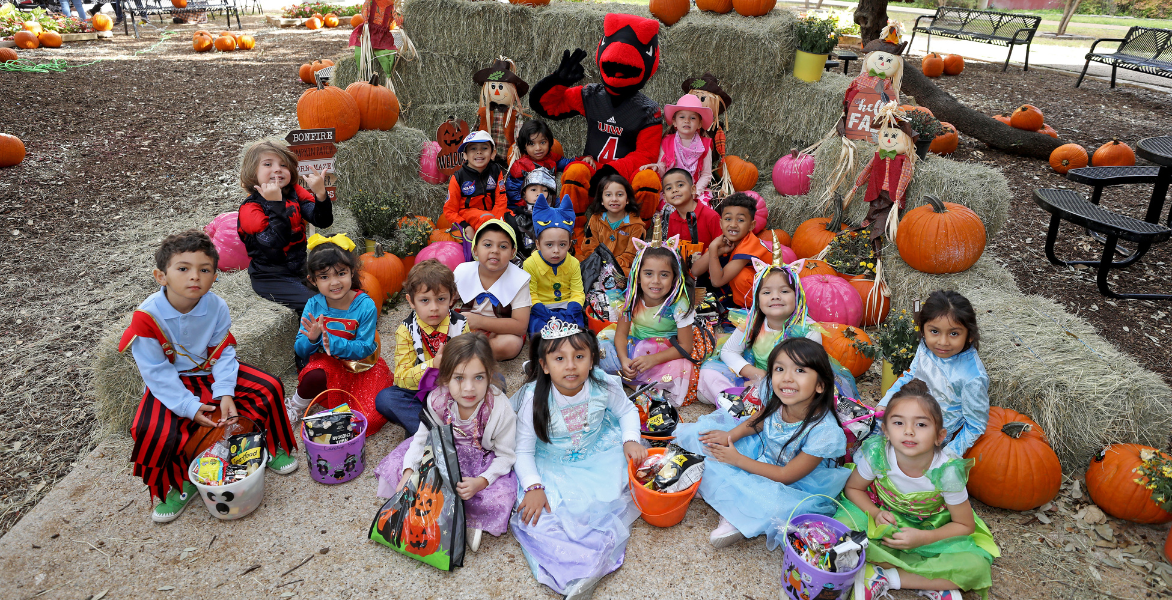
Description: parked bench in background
123,0,240,38
1076,27,1172,88
908,7,1041,72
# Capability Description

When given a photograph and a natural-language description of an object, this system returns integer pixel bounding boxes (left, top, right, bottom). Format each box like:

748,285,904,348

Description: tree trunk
1057,0,1083,36
854,0,890,45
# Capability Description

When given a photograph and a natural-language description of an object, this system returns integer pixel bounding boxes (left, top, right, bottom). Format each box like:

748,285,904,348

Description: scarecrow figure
530,13,664,225
682,73,733,187
474,57,529,166
843,103,918,254
349,0,403,77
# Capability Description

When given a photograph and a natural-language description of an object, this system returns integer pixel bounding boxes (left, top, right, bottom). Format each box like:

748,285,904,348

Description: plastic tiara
539,317,582,340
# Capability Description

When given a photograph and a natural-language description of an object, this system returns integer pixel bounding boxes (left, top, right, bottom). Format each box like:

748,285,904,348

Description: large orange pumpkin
798,258,837,279
942,54,965,75
724,155,759,192
762,228,792,248
930,122,958,155
1049,143,1088,174
696,0,734,12
305,16,322,30
0,48,18,63
297,80,361,142
435,214,453,231
921,52,944,77
964,407,1062,511
895,195,986,274
0,133,27,168
430,229,457,244
848,277,890,326
346,75,400,131
311,12,323,20
38,31,62,48
1009,104,1044,132
818,322,873,377
792,199,849,259
358,271,385,311
237,35,256,50
351,14,364,27
193,34,213,52
1092,138,1136,167
92,13,113,31
650,0,689,25
323,13,339,27
1086,444,1172,524
360,243,407,296
14,31,39,50
214,34,237,51
732,0,776,17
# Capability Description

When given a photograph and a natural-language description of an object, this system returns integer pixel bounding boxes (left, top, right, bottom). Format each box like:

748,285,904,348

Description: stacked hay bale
334,127,447,235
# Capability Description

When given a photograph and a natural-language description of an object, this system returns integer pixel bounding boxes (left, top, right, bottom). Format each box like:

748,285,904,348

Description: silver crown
539,317,582,340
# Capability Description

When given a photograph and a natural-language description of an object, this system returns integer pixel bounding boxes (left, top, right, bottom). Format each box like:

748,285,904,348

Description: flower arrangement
0,5,92,38
905,110,943,143
383,217,432,258
826,10,860,37
824,229,876,277
1134,448,1172,513
855,308,918,375
794,15,840,56
281,2,360,19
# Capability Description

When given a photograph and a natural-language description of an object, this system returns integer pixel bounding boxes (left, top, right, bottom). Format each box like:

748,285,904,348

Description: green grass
1007,9,1172,29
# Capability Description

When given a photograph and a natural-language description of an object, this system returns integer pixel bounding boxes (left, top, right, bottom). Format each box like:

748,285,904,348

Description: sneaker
467,527,483,552
916,591,962,600
151,482,197,523
864,564,893,600
709,515,744,548
268,449,299,474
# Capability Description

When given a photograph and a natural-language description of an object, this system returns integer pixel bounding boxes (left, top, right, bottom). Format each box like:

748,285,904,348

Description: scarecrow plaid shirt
850,154,915,208
490,108,509,152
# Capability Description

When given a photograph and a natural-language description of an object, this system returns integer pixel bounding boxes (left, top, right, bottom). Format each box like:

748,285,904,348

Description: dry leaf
157,586,175,591
1040,502,1054,512
1094,523,1114,541
1064,543,1076,552
1088,564,1102,581
1094,538,1116,549
1083,505,1105,524
1070,479,1083,500
1036,512,1052,524
93,591,108,600
1099,554,1122,569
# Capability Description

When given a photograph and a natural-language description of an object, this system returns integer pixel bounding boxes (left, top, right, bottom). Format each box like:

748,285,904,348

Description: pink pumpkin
760,240,797,264
802,274,863,326
742,190,768,234
416,241,465,271
204,212,250,271
419,141,443,184
772,149,814,197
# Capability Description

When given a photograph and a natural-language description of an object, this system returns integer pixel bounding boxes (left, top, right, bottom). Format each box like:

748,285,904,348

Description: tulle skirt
299,354,393,435
598,337,695,407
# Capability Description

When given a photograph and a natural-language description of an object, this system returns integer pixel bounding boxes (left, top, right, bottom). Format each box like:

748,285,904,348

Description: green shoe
268,449,298,475
151,482,197,524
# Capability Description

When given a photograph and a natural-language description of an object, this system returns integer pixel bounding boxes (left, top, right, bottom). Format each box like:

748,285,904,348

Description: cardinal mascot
530,13,664,236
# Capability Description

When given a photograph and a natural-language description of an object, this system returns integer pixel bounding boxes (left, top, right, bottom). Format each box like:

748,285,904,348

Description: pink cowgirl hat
664,94,714,130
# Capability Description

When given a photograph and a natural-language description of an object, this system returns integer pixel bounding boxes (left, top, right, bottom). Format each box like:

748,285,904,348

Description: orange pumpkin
14,31,39,50
696,0,734,12
346,75,400,131
964,407,1062,512
358,270,385,311
848,277,890,326
324,13,339,27
900,104,933,118
172,0,188,6
360,243,407,296
942,54,965,75
193,34,213,52
305,16,322,30
1039,124,1058,139
297,79,361,142
237,35,256,50
792,198,849,259
311,12,323,20
929,122,958,155
921,52,944,77
1049,143,1088,174
214,35,236,51
992,113,1011,126
351,14,364,27
762,228,792,248
1092,138,1136,167
731,0,776,17
218,30,234,38
193,29,212,40
430,229,457,244
0,133,27,168
38,31,62,48
798,258,837,279
22,21,43,35
1086,444,1172,524
92,13,113,31
0,48,18,63
896,195,986,274
435,214,453,231
1009,104,1044,132
314,59,334,71
650,0,689,25
723,155,759,192
819,322,873,377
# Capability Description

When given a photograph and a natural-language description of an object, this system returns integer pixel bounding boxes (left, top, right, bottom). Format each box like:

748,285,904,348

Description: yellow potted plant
793,15,839,82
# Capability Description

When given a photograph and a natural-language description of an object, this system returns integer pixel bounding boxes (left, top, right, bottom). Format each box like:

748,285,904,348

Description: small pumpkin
929,121,958,155
696,0,734,12
312,12,324,20
723,155,759,192
193,30,212,39
896,195,986,274
964,407,1062,512
297,78,361,142
731,0,776,17
351,14,364,27
419,141,444,184
22,21,43,35
358,270,385,311
92,13,113,31
798,258,837,279
324,13,339,27
38,31,62,48
237,35,255,50
345,75,400,131
14,31,39,50
305,16,322,30
360,243,406,296
314,59,334,71
1009,104,1044,132
172,0,188,6
992,113,1011,126
762,228,793,248
0,133,27,168
214,34,236,51
650,0,689,25
792,196,849,259
804,275,863,327
818,322,873,377
942,54,965,75
1039,123,1058,139
0,47,18,63
848,277,890,326
417,241,466,272
921,52,944,77
772,149,814,197
1092,138,1136,167
900,104,933,118
1086,444,1172,524
193,34,214,52
1049,143,1088,174
429,229,457,244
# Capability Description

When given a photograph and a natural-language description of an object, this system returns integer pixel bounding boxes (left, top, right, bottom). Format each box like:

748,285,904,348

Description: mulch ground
1,18,1171,599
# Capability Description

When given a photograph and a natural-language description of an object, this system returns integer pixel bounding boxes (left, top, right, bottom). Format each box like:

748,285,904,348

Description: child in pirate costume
523,194,587,336
120,230,297,524
474,57,529,166
375,259,471,436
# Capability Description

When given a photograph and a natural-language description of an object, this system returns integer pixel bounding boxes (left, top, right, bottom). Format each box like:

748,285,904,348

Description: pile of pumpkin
11,20,71,49
357,216,467,311
296,75,400,142
649,0,778,26
303,11,342,30
920,52,965,77
1050,138,1137,175
192,30,256,52
298,58,334,84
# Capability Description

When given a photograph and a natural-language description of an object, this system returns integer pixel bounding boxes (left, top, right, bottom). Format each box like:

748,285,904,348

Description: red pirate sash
118,309,236,373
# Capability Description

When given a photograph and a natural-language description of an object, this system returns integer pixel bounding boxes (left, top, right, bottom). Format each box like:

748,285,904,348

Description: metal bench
123,0,240,38
1076,26,1172,88
1033,188,1172,300
908,7,1041,71
1065,165,1163,258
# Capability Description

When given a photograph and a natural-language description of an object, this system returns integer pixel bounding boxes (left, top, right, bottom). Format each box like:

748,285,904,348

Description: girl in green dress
836,379,999,600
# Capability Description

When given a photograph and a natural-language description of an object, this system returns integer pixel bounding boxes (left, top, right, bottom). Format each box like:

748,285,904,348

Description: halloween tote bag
369,412,466,570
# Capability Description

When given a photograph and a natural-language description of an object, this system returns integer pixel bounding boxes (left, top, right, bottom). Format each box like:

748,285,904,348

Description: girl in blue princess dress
676,337,851,549
509,318,647,600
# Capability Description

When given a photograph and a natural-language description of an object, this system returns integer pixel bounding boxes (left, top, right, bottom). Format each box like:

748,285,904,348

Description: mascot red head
595,14,660,96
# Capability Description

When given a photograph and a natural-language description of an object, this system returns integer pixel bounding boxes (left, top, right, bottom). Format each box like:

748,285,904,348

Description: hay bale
317,200,362,240
882,254,1172,472
333,126,448,235
93,271,298,436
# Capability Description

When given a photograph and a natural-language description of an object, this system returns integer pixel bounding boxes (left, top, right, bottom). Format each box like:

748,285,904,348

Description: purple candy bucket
301,409,367,485
780,513,863,600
